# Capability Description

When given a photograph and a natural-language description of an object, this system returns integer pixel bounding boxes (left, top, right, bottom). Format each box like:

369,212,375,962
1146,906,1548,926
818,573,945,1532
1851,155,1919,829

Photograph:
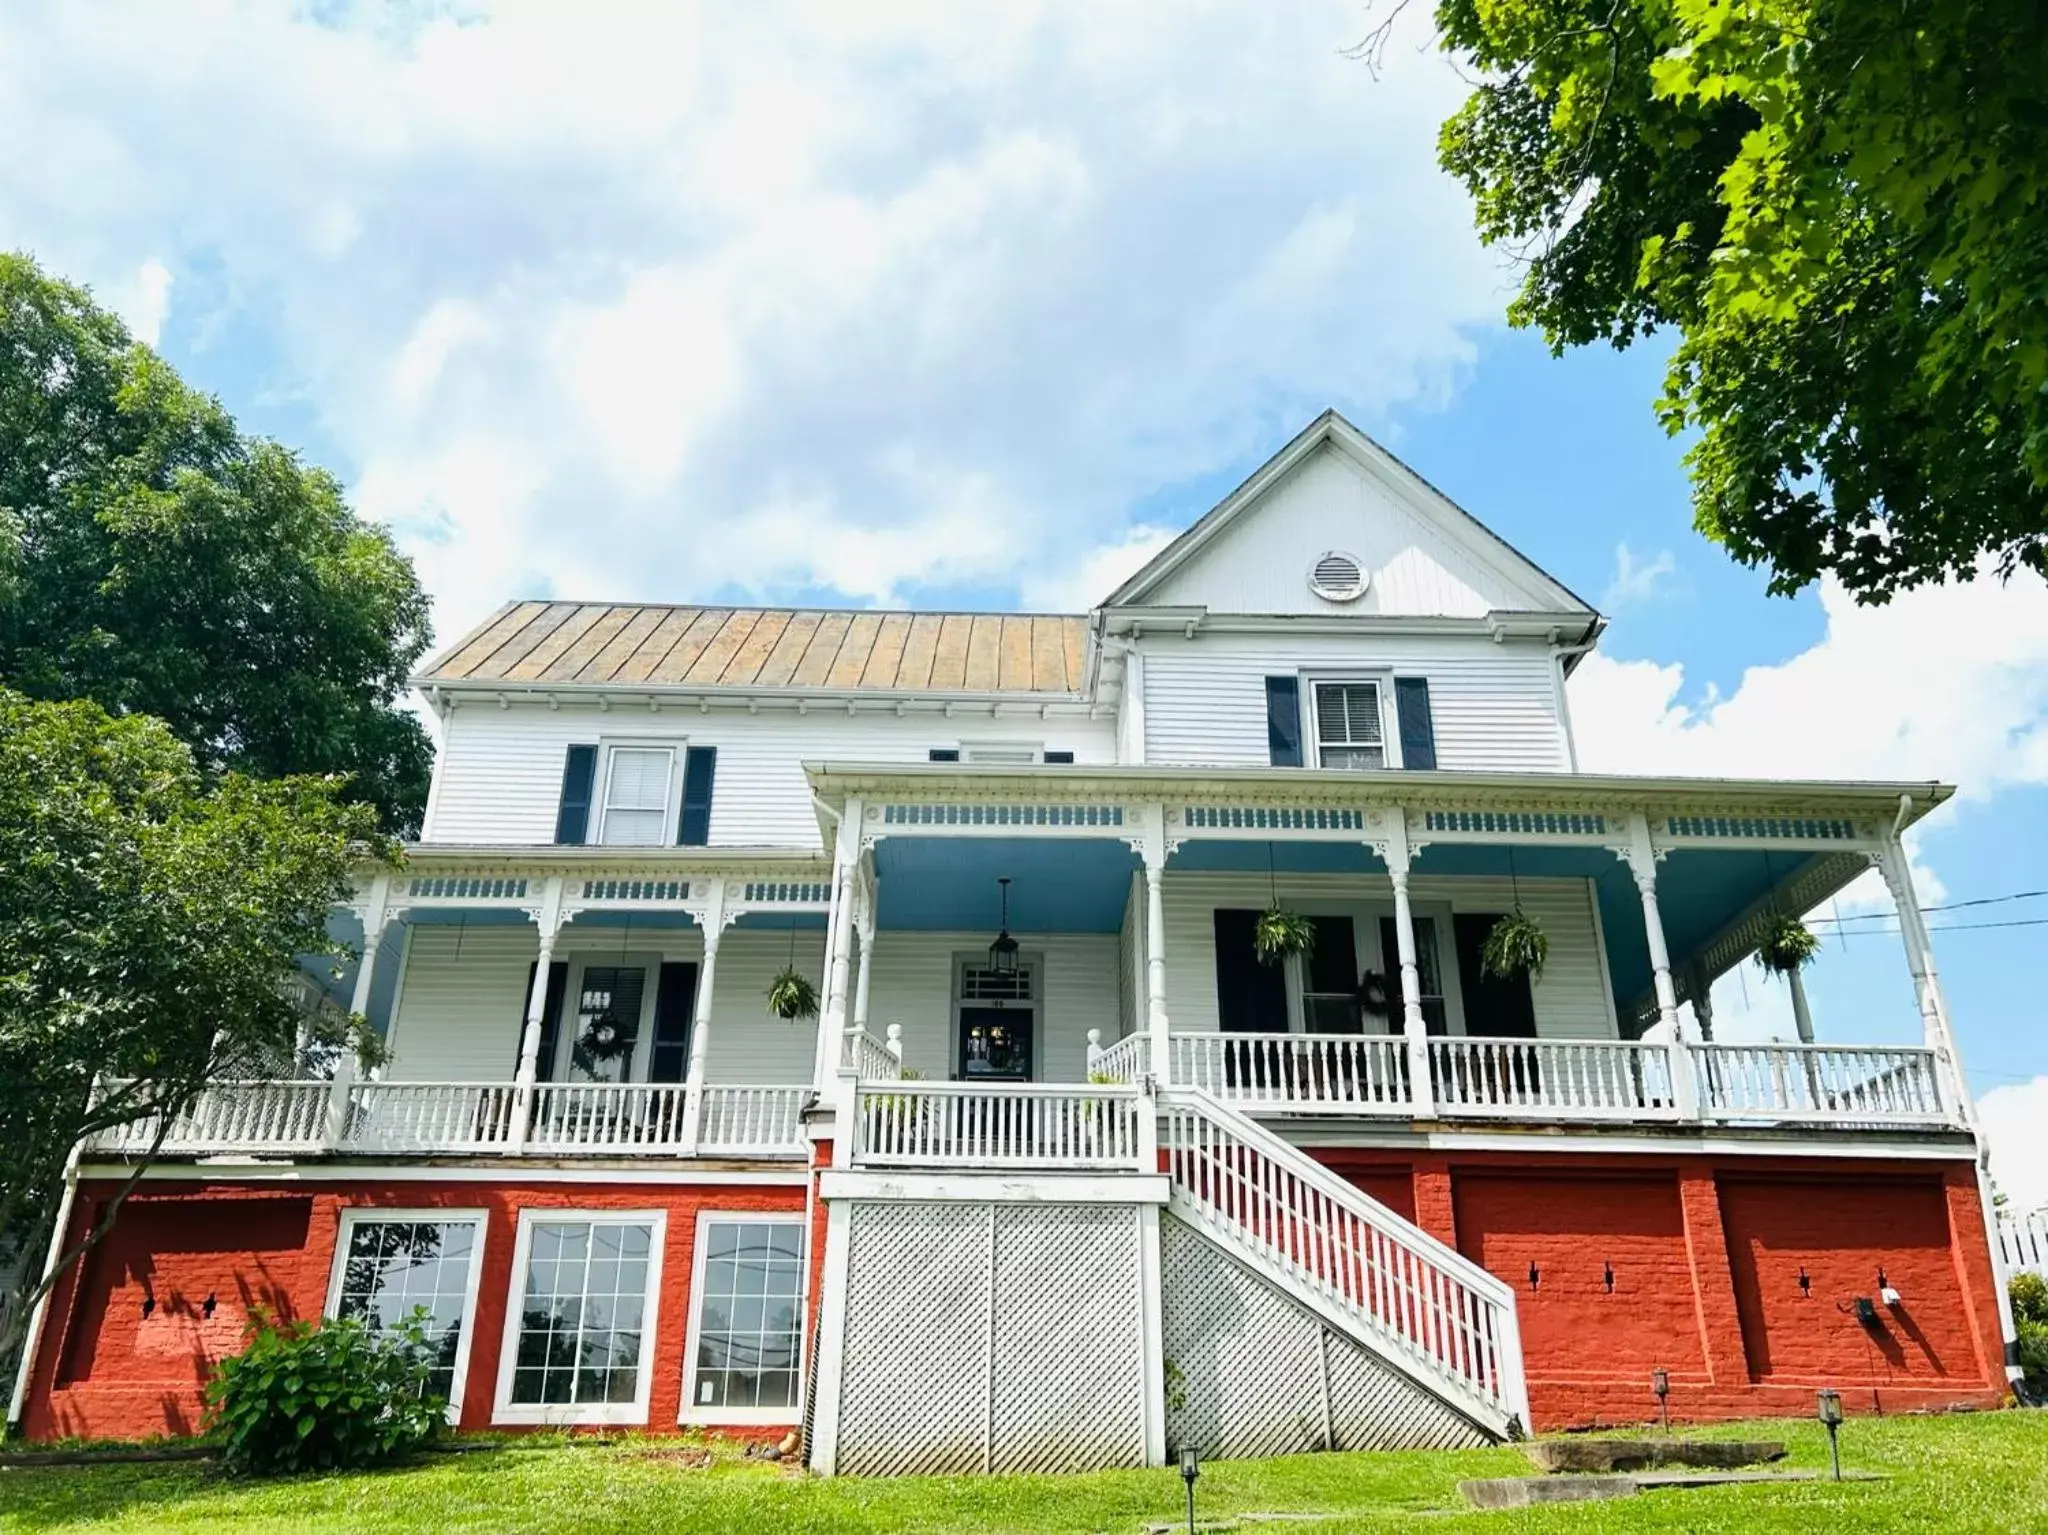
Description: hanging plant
1354,969,1392,1019
1254,906,1316,966
767,966,819,1022
1755,911,1820,975
1482,908,1548,982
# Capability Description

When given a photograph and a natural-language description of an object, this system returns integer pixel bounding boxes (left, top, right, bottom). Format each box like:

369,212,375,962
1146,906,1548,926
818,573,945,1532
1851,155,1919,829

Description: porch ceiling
873,835,1137,933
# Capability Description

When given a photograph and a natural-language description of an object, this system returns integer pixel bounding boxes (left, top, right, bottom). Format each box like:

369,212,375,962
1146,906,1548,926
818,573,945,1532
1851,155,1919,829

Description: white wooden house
13,412,2021,1463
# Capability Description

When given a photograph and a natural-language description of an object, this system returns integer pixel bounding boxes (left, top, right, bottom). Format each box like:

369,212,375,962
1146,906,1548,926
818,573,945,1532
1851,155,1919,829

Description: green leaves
1433,0,2048,599
1481,908,1549,983
0,254,434,834
1252,906,1316,966
203,1309,445,1476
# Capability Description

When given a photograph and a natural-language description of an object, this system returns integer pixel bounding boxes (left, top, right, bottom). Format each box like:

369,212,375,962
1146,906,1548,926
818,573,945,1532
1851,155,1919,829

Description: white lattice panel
989,1206,1145,1472
1162,1214,1489,1457
836,1204,992,1476
833,1201,1146,1476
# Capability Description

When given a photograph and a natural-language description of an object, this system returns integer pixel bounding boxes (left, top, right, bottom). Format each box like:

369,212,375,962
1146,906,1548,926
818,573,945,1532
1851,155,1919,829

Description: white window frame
556,954,664,1083
324,1207,489,1419
678,1210,809,1426
1303,674,1401,771
493,1208,668,1427
951,951,1041,1081
593,737,687,847
950,741,1049,765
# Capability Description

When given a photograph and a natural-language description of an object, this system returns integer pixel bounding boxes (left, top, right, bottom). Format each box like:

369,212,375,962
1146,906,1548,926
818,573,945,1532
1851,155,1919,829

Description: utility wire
1812,888,2048,925
1804,916,2048,938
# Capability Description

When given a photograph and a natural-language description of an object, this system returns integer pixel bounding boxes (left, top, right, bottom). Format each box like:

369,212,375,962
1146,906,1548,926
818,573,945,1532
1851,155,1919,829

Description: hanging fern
1254,906,1316,966
1481,908,1548,982
766,966,819,1022
1755,911,1821,975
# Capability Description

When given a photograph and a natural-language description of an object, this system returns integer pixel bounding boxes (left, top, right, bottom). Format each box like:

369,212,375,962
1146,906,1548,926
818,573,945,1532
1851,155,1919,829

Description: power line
1806,916,2048,938
1813,888,2048,925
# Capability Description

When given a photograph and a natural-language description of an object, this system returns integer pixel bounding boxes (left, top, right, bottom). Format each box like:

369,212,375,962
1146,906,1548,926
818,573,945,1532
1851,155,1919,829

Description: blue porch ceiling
874,835,1138,932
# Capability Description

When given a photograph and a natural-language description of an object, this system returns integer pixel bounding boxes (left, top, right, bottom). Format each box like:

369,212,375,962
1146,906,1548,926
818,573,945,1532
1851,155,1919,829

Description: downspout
1549,626,1601,774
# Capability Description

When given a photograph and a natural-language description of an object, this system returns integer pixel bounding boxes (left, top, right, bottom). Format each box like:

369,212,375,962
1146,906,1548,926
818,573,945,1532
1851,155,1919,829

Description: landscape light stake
1817,1389,1844,1481
1180,1446,1200,1535
1651,1367,1670,1434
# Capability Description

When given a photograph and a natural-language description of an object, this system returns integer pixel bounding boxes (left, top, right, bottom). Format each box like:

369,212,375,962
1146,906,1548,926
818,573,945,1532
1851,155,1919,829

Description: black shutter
1394,677,1437,770
929,748,961,762
1453,914,1537,1038
521,960,570,1079
553,745,598,844
1265,677,1303,767
1043,750,1075,764
678,747,717,846
648,962,697,1083
1213,910,1288,1033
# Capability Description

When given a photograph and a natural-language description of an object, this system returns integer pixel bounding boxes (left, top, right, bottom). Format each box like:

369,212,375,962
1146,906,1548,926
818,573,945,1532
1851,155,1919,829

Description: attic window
1309,550,1367,602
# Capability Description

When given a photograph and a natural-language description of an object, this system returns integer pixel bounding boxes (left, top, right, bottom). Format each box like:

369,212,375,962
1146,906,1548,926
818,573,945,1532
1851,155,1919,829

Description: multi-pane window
689,1219,805,1414
508,1219,656,1410
1314,682,1387,770
599,747,674,846
329,1215,481,1405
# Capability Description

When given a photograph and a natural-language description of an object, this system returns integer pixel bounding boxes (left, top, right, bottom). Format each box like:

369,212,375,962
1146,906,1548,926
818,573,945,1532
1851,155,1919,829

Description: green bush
2014,1272,2048,1396
204,1310,444,1476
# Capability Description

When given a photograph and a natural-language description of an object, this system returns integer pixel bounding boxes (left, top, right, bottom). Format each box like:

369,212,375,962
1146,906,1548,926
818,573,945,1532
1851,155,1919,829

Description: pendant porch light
988,877,1020,977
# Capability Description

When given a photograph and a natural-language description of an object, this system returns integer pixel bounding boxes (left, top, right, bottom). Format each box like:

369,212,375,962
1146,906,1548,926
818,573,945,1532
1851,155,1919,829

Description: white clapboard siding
426,703,1119,847
1140,442,1562,618
1141,632,1566,773
696,929,824,1085
862,933,1122,1083
384,926,534,1081
1160,871,1616,1041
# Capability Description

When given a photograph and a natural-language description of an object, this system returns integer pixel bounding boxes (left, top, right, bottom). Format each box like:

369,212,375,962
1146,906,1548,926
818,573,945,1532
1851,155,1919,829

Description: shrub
2014,1272,2048,1397
204,1309,444,1476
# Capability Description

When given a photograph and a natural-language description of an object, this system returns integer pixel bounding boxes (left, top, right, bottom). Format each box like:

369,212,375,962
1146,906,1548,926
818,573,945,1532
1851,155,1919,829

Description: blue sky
3,1,2043,1201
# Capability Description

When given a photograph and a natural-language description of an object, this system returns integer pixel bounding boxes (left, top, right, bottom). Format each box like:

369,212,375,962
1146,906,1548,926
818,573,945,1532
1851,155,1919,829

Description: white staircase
1158,1088,1527,1440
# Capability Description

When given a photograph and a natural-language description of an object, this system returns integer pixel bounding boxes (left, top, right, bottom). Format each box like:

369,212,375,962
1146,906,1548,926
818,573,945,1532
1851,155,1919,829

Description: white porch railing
1086,1030,1150,1082
1428,1038,1680,1121
1171,1032,1412,1115
1999,1211,2048,1279
1689,1042,1950,1124
696,1085,811,1155
90,1081,332,1156
87,1079,810,1159
1159,1088,1524,1434
850,1081,1147,1170
843,1025,904,1082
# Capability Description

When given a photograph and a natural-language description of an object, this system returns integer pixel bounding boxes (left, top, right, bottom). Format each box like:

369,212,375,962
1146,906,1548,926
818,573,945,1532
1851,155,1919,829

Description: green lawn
3,1413,2044,1534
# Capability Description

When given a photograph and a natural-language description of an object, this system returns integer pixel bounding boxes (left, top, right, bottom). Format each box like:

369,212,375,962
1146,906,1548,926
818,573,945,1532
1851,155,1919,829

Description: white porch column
815,797,864,1086
326,875,390,1147
1786,965,1816,1044
1376,810,1434,1118
1622,814,1696,1118
679,876,727,1153
1872,838,1969,1118
1136,804,1171,1086
510,876,567,1154
850,873,877,1039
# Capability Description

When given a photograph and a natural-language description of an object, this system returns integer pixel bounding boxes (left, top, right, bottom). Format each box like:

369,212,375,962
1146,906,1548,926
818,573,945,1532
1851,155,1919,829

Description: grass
2,1412,2043,1533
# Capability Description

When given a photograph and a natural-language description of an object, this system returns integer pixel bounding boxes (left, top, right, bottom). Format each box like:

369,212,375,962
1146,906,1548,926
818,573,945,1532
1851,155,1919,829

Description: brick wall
23,1177,805,1444
1310,1147,2009,1430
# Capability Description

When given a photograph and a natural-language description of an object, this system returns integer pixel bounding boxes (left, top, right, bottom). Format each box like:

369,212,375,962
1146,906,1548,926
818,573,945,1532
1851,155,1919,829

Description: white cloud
1022,523,1181,612
0,0,1501,644
1980,1076,2048,1216
105,256,172,346
1600,542,1676,610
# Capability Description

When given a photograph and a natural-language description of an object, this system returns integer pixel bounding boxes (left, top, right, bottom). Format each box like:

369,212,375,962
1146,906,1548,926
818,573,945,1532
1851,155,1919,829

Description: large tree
0,688,389,1359
0,253,434,832
1415,0,2048,601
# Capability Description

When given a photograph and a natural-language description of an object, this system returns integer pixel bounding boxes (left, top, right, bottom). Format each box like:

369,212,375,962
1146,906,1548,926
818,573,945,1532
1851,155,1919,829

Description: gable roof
1101,409,1600,618
418,602,1090,696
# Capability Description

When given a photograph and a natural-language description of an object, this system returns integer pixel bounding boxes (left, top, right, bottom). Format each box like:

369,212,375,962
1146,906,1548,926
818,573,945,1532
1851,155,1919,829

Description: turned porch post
1871,837,1969,1121
1377,811,1433,1118
680,876,727,1153
510,876,566,1153
326,874,391,1147
1622,814,1697,1118
816,797,864,1086
1138,804,1172,1086
850,872,878,1043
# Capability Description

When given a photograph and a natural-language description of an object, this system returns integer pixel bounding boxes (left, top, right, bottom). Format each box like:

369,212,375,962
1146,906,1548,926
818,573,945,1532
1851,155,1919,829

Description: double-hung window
497,1211,665,1424
598,746,675,846
327,1211,487,1413
684,1215,805,1421
1311,680,1390,771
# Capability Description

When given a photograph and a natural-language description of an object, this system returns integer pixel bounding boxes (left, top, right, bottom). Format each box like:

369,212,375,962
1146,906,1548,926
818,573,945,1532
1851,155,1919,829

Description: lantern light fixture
988,877,1019,977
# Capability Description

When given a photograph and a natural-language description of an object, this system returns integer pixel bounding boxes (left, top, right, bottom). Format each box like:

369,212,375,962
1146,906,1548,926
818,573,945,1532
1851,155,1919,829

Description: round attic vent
1308,550,1368,602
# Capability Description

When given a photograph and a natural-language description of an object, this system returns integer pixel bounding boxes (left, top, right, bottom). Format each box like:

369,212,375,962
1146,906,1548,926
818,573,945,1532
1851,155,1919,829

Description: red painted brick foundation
1312,1146,2010,1430
22,1177,805,1445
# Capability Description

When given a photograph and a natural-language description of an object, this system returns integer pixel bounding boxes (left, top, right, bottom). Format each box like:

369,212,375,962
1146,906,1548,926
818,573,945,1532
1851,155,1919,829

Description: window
327,1212,486,1411
599,746,675,846
1300,916,1363,1033
684,1216,805,1421
1312,681,1389,770
497,1212,665,1425
1378,916,1450,1034
567,965,646,1082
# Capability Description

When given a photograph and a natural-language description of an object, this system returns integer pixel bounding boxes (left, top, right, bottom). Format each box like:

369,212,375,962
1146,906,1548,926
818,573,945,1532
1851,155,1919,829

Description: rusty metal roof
419,602,1092,695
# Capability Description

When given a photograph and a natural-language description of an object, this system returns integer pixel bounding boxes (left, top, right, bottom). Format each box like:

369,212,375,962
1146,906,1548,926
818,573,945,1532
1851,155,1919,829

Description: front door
956,961,1036,1081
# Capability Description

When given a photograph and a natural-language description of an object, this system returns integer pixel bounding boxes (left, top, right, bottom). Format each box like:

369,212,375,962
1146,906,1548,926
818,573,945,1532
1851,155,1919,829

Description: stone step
1521,1438,1786,1474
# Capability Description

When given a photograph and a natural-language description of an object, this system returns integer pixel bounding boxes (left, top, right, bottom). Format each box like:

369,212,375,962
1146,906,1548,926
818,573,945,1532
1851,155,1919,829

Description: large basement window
1311,681,1390,771
497,1212,665,1424
683,1215,806,1422
327,1211,486,1412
